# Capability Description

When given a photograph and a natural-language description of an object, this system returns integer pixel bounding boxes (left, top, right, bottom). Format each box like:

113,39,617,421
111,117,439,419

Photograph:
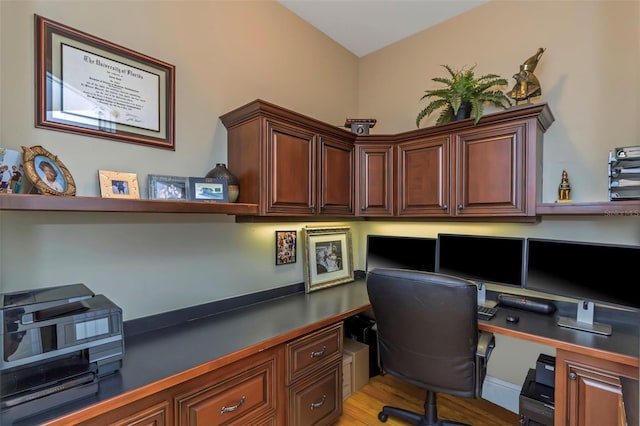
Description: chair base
377,390,471,426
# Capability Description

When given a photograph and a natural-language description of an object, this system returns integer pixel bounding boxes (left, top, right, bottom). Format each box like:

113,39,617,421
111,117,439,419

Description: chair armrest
476,330,495,360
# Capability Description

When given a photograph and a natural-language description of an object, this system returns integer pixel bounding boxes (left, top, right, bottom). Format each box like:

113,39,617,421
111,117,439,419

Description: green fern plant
416,64,512,127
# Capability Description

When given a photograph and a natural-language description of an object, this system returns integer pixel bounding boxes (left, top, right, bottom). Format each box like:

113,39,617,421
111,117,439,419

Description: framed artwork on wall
34,14,176,150
276,230,297,265
303,226,354,293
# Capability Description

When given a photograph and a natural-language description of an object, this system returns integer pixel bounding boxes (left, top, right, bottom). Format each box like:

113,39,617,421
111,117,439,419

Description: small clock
344,118,377,135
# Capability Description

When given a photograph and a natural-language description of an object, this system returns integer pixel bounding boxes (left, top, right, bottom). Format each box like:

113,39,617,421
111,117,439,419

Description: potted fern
416,64,512,127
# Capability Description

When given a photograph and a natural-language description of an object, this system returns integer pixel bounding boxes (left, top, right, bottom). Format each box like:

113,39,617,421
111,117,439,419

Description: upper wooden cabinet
220,100,355,217
220,100,557,220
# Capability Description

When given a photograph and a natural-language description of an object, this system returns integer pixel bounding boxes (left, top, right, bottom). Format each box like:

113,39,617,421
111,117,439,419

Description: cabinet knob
457,204,463,210
569,372,577,381
442,204,448,210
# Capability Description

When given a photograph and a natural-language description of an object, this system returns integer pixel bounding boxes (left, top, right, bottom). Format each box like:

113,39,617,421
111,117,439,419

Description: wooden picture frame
98,170,140,199
148,174,188,200
188,177,228,202
276,230,297,265
35,14,176,150
303,226,354,293
21,145,76,196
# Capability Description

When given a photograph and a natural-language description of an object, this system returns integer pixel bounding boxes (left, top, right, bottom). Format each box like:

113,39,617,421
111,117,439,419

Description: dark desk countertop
7,280,371,426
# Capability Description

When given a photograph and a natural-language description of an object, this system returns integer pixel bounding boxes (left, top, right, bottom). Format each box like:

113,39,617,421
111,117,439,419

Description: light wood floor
334,373,521,426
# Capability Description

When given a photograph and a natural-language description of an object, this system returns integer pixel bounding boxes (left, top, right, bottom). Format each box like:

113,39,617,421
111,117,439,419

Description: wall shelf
536,200,640,216
0,194,259,215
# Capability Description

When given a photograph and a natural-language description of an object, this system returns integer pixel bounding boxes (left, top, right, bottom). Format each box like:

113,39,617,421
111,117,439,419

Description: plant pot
455,102,472,121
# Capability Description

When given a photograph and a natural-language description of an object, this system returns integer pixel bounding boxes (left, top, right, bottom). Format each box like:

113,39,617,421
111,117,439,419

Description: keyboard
477,305,498,320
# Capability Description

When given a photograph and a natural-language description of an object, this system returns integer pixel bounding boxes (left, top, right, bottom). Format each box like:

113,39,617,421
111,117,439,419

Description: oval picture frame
21,145,76,196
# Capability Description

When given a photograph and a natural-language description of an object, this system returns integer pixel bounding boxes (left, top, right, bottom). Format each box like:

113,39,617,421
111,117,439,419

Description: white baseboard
482,375,521,414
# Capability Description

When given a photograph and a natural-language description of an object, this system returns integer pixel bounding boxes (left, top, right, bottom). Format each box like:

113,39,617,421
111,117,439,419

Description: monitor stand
476,282,496,308
557,300,612,336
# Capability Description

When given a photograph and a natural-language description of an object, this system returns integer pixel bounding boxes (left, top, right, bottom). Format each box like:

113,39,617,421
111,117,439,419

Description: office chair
366,268,495,426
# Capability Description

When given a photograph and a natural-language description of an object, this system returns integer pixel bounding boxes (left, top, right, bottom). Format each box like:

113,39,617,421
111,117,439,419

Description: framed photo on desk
303,226,354,293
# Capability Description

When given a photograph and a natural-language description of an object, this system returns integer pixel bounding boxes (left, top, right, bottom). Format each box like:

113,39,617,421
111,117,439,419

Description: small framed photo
98,170,140,199
303,226,354,293
276,230,297,265
0,147,25,194
188,177,228,202
21,145,76,196
148,174,188,200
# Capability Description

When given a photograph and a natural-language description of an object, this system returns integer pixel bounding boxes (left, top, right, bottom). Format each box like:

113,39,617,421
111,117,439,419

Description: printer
1,283,123,421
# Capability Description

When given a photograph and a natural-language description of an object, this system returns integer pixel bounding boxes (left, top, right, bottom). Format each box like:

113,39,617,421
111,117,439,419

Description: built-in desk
3,280,638,426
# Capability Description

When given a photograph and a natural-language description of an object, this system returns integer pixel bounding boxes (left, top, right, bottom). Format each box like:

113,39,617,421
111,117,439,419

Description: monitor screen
365,235,437,273
436,234,525,287
525,238,640,310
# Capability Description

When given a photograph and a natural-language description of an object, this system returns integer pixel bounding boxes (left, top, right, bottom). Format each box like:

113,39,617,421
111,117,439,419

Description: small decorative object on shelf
344,118,377,135
507,48,545,106
557,169,572,203
21,145,76,196
205,163,239,202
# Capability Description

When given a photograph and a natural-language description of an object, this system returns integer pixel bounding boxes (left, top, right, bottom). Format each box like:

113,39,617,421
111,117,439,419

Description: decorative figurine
507,47,545,105
557,169,572,203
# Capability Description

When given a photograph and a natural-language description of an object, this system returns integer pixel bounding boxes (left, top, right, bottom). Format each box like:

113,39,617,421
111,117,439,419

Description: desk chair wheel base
376,390,470,425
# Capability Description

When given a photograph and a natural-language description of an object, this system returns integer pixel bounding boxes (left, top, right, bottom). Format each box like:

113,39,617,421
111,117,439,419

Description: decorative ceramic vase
205,163,239,202
455,102,472,121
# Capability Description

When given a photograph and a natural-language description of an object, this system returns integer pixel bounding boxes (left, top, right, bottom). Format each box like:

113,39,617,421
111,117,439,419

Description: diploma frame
35,15,176,150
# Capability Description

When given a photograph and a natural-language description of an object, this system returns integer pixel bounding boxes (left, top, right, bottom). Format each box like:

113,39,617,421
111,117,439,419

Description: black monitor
365,235,437,273
435,233,526,288
525,238,640,335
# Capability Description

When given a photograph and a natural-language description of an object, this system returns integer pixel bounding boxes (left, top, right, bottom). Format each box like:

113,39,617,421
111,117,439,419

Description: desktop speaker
498,294,557,314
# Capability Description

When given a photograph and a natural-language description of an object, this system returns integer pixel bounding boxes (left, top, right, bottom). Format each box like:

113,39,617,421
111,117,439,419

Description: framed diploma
34,15,176,150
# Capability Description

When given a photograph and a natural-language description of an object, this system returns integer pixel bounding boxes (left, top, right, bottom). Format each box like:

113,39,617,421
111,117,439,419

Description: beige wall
1,0,638,389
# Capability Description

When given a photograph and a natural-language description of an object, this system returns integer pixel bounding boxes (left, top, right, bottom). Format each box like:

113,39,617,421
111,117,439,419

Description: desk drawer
175,353,277,425
288,361,342,426
286,323,343,384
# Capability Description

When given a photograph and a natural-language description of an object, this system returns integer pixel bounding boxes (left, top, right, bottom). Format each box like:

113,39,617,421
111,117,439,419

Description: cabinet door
453,122,530,217
110,402,170,426
355,143,394,216
397,135,451,217
265,119,316,215
555,349,637,426
318,135,354,216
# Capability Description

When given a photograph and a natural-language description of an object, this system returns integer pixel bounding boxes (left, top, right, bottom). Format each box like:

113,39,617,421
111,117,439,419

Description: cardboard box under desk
343,338,370,393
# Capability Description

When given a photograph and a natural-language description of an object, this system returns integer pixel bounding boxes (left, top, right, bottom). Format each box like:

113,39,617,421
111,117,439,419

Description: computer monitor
436,233,526,288
365,235,437,273
525,238,640,335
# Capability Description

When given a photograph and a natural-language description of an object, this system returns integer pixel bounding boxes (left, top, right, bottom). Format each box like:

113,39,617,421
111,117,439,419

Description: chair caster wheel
378,412,388,422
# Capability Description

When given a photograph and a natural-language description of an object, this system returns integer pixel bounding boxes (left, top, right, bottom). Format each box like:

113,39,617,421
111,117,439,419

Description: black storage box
520,368,554,426
535,354,555,388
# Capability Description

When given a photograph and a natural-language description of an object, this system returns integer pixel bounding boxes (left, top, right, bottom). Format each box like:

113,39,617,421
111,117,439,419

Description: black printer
1,283,123,421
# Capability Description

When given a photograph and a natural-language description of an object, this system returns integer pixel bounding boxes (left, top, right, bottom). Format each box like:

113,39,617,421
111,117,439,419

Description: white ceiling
278,0,489,57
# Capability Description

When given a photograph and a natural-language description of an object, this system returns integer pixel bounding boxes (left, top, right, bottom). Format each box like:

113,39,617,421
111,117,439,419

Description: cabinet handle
220,395,246,415
310,394,327,410
457,204,463,210
442,204,448,210
310,345,327,358
569,372,577,381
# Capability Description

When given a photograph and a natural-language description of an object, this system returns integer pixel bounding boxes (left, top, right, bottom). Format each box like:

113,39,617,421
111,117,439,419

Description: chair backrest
366,268,479,398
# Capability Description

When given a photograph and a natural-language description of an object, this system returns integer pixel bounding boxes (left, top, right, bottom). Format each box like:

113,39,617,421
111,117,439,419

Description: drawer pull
310,345,327,358
310,394,326,410
220,395,246,415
